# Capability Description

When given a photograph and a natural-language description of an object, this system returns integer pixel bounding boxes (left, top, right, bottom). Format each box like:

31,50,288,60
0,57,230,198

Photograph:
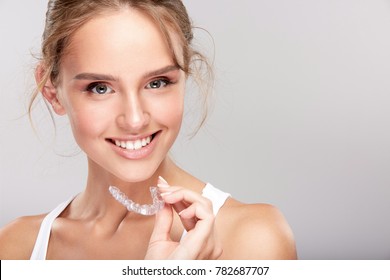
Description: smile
110,133,156,151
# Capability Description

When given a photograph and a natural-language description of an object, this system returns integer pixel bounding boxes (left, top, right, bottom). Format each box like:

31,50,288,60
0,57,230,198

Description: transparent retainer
108,186,165,215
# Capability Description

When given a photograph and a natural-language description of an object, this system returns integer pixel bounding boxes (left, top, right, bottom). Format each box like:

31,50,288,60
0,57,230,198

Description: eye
146,79,170,89
86,83,115,95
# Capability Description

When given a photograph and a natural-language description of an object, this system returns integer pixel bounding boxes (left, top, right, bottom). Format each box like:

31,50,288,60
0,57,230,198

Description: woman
0,0,296,259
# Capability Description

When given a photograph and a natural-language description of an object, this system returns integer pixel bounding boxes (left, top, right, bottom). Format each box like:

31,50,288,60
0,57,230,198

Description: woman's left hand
144,182,222,260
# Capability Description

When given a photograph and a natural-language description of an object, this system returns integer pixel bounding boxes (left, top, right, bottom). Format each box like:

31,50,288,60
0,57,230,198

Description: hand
144,179,222,260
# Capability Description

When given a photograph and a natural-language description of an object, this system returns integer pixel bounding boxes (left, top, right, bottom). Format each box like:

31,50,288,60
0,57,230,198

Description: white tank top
30,183,230,260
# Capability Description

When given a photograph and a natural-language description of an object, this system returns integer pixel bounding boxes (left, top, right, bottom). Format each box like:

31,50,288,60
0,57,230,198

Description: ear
35,64,66,116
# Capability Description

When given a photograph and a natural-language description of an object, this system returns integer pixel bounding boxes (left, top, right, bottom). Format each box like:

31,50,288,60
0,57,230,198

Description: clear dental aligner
108,186,165,215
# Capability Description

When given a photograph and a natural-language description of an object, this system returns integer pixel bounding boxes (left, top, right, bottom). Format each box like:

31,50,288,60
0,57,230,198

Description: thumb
149,203,173,244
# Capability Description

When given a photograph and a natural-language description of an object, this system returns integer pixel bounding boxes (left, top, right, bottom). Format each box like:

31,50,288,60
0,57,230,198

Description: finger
177,220,215,259
179,201,213,222
157,182,194,230
159,187,221,260
179,203,214,245
158,186,188,213
178,199,216,257
148,203,173,244
162,194,194,231
157,177,209,210
160,187,211,209
157,178,188,213
171,218,214,260
160,188,212,231
163,193,220,259
176,201,210,233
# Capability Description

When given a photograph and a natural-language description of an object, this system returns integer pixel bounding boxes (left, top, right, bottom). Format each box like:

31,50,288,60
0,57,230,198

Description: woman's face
53,8,185,182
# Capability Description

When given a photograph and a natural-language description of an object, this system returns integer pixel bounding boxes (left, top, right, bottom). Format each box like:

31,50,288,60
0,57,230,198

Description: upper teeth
115,136,152,150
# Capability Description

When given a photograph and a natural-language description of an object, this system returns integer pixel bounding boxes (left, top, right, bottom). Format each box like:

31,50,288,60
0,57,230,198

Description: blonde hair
30,0,213,134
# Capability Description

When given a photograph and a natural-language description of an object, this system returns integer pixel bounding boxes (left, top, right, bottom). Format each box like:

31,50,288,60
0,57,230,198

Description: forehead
62,8,182,77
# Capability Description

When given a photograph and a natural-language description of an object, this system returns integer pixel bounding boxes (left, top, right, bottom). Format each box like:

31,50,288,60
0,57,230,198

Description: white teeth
134,139,142,150
114,135,153,151
126,141,134,150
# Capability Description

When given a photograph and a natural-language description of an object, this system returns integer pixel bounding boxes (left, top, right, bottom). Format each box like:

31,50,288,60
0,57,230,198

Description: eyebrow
142,65,180,78
72,65,180,81
73,73,117,81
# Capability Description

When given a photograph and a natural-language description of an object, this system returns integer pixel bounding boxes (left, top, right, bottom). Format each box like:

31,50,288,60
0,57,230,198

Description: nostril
116,110,149,130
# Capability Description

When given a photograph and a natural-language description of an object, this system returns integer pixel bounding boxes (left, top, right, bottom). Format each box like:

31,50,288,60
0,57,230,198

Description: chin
111,164,160,185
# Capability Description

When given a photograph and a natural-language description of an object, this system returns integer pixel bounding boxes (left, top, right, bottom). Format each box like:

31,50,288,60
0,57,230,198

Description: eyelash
85,82,114,95
146,78,174,89
84,78,174,95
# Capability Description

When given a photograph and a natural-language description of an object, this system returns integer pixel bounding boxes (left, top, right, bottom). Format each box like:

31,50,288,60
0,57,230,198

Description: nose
116,93,150,131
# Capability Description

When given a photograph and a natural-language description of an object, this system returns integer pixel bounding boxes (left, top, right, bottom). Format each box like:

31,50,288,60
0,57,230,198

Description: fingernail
158,176,169,188
160,192,172,197
158,176,168,184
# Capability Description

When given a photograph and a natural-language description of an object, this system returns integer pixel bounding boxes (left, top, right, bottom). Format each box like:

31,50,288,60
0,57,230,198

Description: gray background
1,0,389,259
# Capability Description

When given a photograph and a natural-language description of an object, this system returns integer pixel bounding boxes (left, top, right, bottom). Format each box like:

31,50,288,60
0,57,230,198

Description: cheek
66,103,110,142
151,93,184,129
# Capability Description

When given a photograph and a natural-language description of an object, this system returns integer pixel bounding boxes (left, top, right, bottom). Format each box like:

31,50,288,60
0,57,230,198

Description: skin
0,8,297,260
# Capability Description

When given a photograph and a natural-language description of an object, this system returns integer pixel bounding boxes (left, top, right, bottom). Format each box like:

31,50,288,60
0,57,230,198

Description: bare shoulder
0,215,45,260
216,199,297,259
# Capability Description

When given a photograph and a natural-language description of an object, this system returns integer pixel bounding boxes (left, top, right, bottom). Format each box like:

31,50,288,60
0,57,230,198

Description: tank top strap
30,196,74,260
201,183,231,216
